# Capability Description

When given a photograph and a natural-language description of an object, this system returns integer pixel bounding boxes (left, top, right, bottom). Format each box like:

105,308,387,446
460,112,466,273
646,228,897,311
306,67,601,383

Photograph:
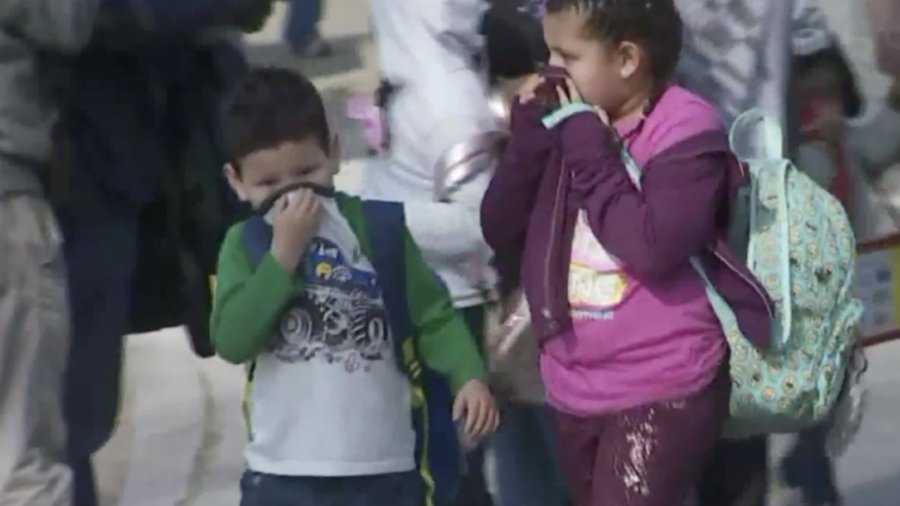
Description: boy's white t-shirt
245,199,416,476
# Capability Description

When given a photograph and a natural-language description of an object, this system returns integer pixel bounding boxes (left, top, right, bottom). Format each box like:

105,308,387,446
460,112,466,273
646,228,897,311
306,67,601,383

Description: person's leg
0,195,72,506
285,0,330,55
239,471,327,506
591,371,730,506
696,436,769,506
780,422,841,505
60,195,139,506
492,403,570,506
552,410,604,506
345,471,423,506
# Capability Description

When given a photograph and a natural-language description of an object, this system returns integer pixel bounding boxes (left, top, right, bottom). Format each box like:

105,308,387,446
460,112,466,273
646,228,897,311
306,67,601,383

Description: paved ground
90,2,900,505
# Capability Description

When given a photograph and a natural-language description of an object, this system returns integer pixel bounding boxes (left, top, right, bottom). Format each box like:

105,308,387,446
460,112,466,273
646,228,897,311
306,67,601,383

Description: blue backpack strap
361,200,459,506
241,215,273,269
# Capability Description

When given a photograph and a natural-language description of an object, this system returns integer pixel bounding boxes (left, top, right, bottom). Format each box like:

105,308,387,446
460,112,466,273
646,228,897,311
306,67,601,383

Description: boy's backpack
619,109,863,438
241,199,461,506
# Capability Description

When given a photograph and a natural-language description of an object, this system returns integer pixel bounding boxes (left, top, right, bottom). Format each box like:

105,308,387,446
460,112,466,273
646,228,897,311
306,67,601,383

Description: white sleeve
403,170,491,261
0,0,100,52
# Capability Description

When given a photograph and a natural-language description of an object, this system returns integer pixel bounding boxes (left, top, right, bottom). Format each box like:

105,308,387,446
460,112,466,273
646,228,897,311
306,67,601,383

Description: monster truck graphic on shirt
269,237,391,372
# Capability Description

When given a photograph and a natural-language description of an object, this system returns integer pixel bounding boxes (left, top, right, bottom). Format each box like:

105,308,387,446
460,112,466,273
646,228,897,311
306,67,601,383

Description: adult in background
480,2,570,506
0,1,100,505
365,0,499,504
56,1,271,504
286,0,332,57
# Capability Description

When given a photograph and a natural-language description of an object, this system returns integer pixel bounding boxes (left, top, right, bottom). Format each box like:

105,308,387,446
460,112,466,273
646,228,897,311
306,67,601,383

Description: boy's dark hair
482,0,549,83
222,67,330,164
794,45,863,119
545,0,683,85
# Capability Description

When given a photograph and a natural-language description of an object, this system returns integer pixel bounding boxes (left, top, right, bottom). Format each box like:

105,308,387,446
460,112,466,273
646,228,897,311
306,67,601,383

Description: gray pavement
91,2,900,505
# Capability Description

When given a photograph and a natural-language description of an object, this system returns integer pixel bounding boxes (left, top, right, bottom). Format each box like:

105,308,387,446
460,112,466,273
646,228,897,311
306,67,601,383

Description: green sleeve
210,223,299,364
403,230,486,393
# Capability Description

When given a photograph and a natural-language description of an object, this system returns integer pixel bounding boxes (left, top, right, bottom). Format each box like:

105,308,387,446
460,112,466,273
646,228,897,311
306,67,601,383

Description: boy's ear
329,135,341,175
224,163,249,202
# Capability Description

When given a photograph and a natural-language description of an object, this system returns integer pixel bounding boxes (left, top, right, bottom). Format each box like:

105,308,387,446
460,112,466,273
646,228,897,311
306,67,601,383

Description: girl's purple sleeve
561,112,729,279
480,101,552,279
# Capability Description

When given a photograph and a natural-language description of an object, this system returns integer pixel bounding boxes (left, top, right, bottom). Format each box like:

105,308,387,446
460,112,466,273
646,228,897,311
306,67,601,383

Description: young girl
481,1,773,505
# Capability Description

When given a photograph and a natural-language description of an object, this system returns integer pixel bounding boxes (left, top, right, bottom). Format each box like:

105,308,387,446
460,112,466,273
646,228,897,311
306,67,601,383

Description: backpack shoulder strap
361,200,449,505
729,108,785,163
241,215,273,269
359,200,419,376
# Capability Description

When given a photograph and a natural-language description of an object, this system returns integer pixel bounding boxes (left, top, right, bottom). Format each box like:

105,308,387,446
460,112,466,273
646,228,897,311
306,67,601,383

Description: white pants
0,194,72,506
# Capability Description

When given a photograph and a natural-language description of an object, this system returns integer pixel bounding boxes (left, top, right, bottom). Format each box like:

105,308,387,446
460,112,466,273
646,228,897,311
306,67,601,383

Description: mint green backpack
620,109,863,438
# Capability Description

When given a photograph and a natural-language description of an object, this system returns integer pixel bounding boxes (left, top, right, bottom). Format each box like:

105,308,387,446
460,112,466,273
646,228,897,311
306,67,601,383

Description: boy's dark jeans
240,470,422,506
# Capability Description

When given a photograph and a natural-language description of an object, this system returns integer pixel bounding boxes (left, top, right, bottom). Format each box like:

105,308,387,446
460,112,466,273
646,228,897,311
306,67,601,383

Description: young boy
211,67,499,506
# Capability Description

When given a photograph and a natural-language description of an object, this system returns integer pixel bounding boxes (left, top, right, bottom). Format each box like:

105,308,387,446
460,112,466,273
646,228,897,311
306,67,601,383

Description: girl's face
542,9,641,116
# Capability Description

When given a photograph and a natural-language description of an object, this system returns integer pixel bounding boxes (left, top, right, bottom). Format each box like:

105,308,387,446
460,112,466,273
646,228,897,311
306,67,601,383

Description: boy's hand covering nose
269,188,323,272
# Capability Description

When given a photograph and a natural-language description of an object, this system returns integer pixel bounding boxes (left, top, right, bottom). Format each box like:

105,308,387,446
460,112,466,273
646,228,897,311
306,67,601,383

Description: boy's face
225,136,338,211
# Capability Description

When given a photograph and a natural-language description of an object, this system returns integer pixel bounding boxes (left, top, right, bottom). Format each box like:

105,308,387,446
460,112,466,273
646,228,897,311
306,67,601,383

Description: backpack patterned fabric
618,108,863,438
717,109,864,437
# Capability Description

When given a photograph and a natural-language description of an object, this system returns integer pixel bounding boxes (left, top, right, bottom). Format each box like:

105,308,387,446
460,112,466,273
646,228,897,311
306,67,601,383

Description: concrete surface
90,2,900,505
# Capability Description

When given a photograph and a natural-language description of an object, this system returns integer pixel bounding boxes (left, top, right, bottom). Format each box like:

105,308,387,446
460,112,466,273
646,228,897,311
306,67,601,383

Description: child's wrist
270,245,300,274
541,102,595,129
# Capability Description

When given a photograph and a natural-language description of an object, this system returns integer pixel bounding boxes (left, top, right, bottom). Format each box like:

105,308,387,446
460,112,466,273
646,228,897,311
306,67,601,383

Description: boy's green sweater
209,193,485,392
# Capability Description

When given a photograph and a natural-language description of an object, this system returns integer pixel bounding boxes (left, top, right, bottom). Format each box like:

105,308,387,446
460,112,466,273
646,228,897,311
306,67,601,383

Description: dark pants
285,0,323,50
696,436,769,506
492,403,570,506
452,305,493,506
553,370,730,506
59,177,140,506
781,422,840,505
239,470,422,506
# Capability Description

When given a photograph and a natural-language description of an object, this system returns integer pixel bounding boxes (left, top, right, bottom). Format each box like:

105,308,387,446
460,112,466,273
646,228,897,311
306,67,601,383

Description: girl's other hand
556,77,610,125
517,73,544,104
556,77,582,106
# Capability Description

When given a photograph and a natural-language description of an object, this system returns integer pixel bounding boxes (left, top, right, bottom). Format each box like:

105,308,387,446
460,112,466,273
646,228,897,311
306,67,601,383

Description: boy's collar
256,182,336,216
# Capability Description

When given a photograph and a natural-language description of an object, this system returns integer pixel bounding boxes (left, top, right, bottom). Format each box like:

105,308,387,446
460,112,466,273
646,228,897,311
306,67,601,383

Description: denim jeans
491,403,569,506
285,0,323,50
239,470,422,506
